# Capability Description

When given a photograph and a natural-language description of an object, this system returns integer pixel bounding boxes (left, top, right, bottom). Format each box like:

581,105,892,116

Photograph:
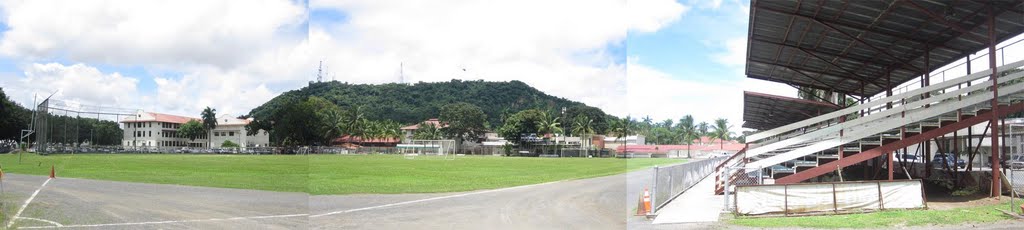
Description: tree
271,97,328,148
201,107,218,148
0,87,31,141
677,115,698,158
537,111,563,155
697,122,709,140
710,118,733,149
563,105,610,135
439,102,487,153
572,115,594,157
413,121,443,140
344,105,366,143
320,108,346,144
610,116,633,155
178,120,205,142
497,109,545,147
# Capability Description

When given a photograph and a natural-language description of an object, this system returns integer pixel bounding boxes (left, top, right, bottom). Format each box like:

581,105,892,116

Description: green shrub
221,140,240,148
952,187,978,197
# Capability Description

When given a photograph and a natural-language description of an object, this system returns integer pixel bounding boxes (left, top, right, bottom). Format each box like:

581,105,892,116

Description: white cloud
712,37,746,67
628,0,689,33
0,0,312,119
0,0,307,69
1,63,140,111
151,67,279,117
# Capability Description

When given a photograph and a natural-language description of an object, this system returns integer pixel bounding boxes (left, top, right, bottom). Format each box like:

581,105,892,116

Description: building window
229,131,234,136
148,131,152,137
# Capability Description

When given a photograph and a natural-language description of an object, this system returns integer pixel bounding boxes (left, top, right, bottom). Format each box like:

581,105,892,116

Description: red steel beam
790,44,887,90
905,1,990,44
776,102,1024,184
752,37,912,73
987,5,1002,198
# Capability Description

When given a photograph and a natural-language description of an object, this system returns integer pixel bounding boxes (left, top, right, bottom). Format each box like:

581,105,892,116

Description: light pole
560,107,566,157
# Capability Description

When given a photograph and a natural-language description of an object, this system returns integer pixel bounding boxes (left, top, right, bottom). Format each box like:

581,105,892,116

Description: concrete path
311,173,627,230
651,172,723,224
1,174,309,229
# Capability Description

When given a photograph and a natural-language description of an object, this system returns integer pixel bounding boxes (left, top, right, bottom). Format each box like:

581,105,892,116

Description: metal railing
649,157,726,213
746,63,1024,170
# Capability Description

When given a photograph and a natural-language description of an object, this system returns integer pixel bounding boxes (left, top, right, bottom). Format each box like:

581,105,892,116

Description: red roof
401,118,446,130
332,135,401,144
616,143,746,153
121,112,199,124
697,137,740,145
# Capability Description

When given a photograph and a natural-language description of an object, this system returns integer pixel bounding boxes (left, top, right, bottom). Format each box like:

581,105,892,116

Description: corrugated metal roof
743,91,840,130
746,0,1024,97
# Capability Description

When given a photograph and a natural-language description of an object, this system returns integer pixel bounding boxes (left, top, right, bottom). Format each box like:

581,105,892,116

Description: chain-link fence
649,157,726,212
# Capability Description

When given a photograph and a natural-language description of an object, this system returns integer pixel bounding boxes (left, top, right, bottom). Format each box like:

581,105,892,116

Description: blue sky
623,0,793,127
628,0,749,83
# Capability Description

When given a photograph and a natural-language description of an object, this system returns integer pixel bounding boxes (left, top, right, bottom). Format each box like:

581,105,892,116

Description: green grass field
728,202,1018,228
0,153,683,194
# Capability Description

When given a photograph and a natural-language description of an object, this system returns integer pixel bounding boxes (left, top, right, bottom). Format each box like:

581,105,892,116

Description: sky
0,0,794,128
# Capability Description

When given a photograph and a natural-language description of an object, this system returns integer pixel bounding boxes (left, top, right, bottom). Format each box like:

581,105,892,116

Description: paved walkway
651,173,723,224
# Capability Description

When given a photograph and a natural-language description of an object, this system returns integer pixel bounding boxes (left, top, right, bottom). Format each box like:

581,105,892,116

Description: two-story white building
121,112,269,148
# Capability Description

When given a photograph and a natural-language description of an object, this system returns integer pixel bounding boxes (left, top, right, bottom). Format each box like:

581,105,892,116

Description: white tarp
735,185,786,215
735,180,924,216
880,180,925,209
834,182,879,212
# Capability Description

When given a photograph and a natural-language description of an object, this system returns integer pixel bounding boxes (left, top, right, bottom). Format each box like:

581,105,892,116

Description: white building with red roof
120,112,269,148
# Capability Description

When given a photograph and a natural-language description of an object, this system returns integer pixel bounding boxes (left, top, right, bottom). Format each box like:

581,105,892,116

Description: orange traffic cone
635,187,652,216
49,165,55,179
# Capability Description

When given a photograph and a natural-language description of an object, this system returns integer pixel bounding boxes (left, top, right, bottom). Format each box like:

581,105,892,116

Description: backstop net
31,97,136,154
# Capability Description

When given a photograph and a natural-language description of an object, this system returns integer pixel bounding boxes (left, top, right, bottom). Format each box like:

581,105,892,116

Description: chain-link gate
722,166,764,211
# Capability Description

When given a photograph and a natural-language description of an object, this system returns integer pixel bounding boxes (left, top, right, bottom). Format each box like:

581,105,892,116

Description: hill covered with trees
247,80,612,130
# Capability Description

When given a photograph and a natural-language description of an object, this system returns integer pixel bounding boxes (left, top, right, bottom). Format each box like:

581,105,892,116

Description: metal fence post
723,167,731,211
651,165,659,214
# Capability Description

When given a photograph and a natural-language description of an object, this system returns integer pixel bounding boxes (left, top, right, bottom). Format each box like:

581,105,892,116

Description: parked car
933,153,966,169
1004,155,1024,170
897,153,920,162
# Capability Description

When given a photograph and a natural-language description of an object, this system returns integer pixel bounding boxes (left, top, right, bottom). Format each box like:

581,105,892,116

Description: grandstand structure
722,0,1024,199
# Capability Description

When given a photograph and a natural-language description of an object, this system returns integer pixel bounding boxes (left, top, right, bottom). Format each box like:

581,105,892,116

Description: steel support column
988,6,1002,198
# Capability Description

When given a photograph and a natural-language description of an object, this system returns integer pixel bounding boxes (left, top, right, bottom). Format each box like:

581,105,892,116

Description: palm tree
345,106,366,144
201,107,218,148
711,118,733,150
677,115,697,158
610,116,633,156
382,120,402,141
697,121,710,142
537,111,562,155
322,109,346,145
414,121,443,140
572,115,594,157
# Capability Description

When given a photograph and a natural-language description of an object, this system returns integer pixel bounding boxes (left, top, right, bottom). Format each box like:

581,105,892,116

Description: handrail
748,59,1024,143
715,145,748,172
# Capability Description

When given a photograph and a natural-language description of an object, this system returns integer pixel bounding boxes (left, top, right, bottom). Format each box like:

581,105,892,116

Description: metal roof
746,0,1024,97
743,91,840,130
